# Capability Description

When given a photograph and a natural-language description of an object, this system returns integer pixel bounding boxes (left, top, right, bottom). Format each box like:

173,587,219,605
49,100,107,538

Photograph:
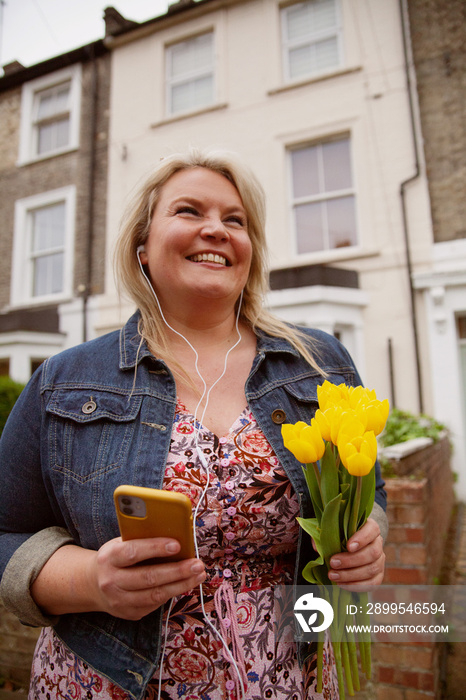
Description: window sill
151,102,228,128
268,66,362,96
272,245,379,270
8,295,73,310
17,145,79,167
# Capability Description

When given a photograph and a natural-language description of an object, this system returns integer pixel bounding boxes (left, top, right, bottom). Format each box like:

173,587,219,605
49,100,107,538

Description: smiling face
140,167,253,314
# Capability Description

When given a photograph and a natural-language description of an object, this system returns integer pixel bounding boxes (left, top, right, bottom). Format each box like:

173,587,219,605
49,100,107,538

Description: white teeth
190,253,227,266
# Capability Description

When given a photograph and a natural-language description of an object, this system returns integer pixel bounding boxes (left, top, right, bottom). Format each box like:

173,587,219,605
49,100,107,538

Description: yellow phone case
114,485,195,563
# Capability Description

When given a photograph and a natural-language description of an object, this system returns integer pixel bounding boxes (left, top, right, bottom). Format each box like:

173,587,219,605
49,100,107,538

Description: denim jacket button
82,400,97,414
271,409,286,424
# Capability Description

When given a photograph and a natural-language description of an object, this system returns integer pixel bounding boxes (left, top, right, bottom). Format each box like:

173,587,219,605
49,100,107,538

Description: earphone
136,248,248,700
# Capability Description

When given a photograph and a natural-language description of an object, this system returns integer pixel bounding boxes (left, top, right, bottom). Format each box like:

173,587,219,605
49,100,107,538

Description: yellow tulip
314,406,352,445
363,399,390,436
348,385,376,410
317,381,350,411
337,430,378,476
281,420,325,464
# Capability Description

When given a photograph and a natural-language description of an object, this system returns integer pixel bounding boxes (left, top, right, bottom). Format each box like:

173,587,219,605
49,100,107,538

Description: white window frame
11,187,76,307
18,65,82,165
281,0,342,83
165,31,215,117
288,136,358,256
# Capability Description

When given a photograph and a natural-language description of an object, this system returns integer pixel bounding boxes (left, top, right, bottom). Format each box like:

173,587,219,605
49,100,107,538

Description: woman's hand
92,537,206,620
328,518,385,590
31,538,206,620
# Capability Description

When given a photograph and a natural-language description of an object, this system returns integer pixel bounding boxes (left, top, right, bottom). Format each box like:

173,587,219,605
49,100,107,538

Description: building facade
2,0,464,497
0,41,111,382
100,0,435,445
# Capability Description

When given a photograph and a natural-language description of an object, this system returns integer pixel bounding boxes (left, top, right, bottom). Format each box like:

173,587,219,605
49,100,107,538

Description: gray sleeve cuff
369,501,389,543
0,526,75,627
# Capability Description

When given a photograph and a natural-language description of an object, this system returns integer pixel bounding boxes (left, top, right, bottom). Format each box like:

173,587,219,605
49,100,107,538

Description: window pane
37,123,54,154
55,117,70,149
171,75,213,114
55,84,70,112
37,92,54,120
291,146,320,198
314,0,337,31
315,37,338,71
33,252,64,297
322,139,352,191
32,202,65,252
286,3,313,41
286,0,337,40
36,83,70,120
289,45,314,80
37,117,70,154
327,196,357,249
295,202,325,253
170,33,213,79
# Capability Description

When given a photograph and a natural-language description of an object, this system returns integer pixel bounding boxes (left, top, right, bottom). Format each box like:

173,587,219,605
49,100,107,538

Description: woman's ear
137,245,148,265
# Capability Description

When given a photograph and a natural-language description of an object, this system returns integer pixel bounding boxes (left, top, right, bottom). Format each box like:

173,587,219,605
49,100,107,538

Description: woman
0,149,387,700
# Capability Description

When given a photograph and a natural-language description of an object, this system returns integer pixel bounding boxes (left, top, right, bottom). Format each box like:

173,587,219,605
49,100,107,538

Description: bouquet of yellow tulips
281,380,389,698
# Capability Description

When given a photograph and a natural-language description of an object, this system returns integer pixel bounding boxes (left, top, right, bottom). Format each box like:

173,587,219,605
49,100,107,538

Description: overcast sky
0,0,174,69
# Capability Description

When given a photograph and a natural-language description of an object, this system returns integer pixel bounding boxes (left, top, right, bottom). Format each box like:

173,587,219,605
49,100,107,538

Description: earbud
136,245,146,255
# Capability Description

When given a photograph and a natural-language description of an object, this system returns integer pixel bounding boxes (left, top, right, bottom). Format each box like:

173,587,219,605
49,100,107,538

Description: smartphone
114,485,195,563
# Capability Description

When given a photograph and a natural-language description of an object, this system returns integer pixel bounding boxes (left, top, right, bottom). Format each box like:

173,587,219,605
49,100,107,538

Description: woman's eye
226,215,245,227
176,206,198,216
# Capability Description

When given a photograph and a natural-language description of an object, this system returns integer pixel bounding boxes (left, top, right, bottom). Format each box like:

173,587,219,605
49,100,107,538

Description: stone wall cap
379,437,434,460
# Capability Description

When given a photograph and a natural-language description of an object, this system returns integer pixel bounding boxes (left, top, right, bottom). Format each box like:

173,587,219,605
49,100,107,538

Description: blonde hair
114,147,325,379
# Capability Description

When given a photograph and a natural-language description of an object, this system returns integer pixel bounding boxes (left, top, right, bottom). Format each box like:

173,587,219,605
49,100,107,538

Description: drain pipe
399,0,424,413
82,44,98,343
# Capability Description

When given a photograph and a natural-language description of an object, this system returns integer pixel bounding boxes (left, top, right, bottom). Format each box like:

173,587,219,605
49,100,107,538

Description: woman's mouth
188,253,229,266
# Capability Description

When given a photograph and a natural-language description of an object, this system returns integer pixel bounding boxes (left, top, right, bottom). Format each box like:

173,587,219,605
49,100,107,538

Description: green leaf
320,492,343,567
320,442,339,507
297,516,321,545
302,557,330,585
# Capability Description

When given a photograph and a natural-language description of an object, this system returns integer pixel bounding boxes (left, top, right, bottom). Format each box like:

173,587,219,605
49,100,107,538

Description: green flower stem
341,639,354,696
313,462,322,492
349,476,362,539
346,628,360,692
359,635,366,676
360,596,372,678
333,642,345,700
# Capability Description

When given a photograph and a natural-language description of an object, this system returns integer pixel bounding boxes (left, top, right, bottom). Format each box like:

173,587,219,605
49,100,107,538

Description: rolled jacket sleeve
0,526,75,627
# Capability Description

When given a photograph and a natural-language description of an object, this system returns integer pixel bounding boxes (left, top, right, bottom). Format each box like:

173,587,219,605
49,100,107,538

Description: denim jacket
0,312,386,699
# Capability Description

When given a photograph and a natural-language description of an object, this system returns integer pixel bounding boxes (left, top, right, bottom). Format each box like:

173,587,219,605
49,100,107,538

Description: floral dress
30,401,339,700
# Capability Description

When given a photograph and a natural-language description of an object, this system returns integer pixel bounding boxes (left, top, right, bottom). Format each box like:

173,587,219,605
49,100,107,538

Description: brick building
406,0,466,498
0,39,111,382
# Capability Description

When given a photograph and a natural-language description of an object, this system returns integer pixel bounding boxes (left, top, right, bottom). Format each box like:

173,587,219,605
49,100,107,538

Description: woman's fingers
92,537,206,619
327,518,385,588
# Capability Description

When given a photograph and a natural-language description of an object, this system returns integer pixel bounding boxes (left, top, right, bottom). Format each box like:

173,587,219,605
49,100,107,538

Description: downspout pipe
399,0,424,413
82,44,98,343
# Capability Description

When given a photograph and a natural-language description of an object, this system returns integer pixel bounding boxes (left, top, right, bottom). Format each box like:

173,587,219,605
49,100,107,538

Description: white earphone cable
137,253,247,699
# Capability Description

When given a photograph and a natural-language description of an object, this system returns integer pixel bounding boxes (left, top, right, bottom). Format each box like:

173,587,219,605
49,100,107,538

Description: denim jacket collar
118,310,302,371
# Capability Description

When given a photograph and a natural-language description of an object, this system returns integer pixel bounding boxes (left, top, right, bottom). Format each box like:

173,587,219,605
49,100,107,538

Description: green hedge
379,407,447,447
0,376,25,436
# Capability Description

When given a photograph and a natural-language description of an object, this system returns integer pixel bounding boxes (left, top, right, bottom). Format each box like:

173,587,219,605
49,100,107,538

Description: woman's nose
200,217,229,240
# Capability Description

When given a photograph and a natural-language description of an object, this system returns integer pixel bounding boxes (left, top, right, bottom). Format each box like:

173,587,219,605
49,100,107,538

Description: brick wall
407,0,466,242
371,436,454,700
0,605,39,687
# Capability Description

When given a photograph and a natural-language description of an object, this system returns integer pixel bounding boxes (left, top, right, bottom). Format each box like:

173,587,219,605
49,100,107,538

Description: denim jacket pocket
280,370,354,423
46,389,143,483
